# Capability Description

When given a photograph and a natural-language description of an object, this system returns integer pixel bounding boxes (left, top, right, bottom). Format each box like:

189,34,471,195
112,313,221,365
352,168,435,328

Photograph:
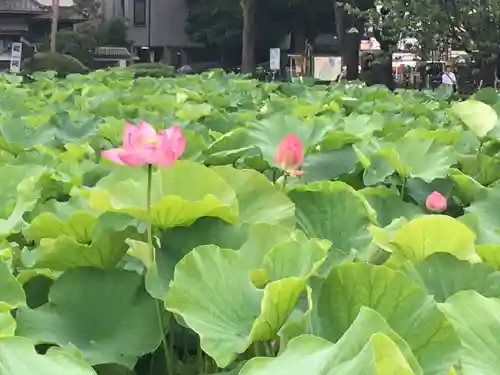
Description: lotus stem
282,173,289,190
147,164,174,375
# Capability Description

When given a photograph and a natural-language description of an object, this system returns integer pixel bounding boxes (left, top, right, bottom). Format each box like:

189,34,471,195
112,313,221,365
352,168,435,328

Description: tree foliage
40,18,129,67
184,0,335,68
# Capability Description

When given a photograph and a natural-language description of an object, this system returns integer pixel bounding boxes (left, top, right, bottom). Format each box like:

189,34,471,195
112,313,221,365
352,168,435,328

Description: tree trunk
335,3,361,80
478,58,496,87
50,0,59,53
372,28,395,90
240,0,257,73
370,51,394,90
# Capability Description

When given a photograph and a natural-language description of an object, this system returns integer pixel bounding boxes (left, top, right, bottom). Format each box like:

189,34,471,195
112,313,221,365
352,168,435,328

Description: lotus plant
274,134,304,189
425,191,447,213
102,121,185,167
102,121,185,375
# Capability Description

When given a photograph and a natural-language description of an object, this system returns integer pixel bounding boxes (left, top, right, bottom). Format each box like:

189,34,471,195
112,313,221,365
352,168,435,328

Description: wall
101,0,193,48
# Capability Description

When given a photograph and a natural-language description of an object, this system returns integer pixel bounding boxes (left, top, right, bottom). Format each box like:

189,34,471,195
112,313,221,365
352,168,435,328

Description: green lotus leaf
403,252,500,302
440,291,500,375
203,128,255,165
239,223,330,277
380,215,479,265
238,223,301,270
474,244,500,269
165,245,311,367
363,152,396,186
246,113,335,165
0,337,97,375
24,196,100,243
339,112,385,138
448,168,484,204
464,184,500,244
300,146,359,184
241,308,421,375
383,135,458,181
451,99,498,138
361,186,423,227
27,212,145,270
0,313,16,337
0,261,25,313
314,263,460,375
16,268,163,368
460,154,500,186
278,286,313,350
404,177,454,209
460,214,500,246
288,181,377,267
0,164,47,236
146,164,295,298
261,237,330,281
212,165,295,227
88,161,238,228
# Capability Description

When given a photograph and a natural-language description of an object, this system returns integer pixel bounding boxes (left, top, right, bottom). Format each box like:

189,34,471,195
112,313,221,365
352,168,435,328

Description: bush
22,52,89,77
127,63,175,78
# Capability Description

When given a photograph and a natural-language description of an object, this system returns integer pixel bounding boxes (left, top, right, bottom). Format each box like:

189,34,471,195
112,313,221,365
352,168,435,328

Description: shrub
22,52,89,77
127,63,175,78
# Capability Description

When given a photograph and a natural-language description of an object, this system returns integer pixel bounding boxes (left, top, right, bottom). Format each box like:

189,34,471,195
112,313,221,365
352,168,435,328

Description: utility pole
50,0,59,52
147,0,152,61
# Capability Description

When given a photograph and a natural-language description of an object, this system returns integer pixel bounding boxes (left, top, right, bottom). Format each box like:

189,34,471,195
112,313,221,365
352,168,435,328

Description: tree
185,0,335,70
352,0,500,87
240,0,257,72
74,0,101,19
185,0,289,68
335,0,374,81
41,18,129,67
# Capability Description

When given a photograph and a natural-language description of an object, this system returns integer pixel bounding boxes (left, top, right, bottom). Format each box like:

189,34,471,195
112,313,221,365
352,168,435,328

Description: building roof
0,0,85,20
0,0,43,12
35,0,74,6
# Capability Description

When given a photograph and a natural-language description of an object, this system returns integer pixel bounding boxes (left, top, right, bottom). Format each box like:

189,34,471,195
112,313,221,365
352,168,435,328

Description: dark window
134,0,146,26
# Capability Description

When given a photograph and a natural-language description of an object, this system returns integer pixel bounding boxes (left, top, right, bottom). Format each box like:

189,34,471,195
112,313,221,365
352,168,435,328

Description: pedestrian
442,65,457,91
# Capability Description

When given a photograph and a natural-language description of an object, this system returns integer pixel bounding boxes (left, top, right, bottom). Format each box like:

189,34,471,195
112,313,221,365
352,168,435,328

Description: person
442,65,457,91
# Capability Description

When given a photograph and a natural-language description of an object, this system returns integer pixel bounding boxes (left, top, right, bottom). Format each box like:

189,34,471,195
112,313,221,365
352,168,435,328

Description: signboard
269,48,280,70
10,42,22,73
313,56,342,81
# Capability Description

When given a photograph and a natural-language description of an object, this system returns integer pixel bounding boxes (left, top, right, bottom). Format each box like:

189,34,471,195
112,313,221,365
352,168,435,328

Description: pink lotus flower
274,134,304,176
102,121,185,167
425,191,447,212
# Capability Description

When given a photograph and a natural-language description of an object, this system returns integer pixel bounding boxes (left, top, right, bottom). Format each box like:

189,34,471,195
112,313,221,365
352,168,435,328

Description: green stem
253,342,262,357
147,164,174,375
196,338,203,374
264,341,274,357
282,173,289,191
477,140,484,165
400,176,406,201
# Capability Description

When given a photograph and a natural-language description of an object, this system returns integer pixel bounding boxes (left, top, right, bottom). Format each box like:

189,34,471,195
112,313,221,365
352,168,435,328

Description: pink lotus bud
425,191,447,212
102,121,185,167
274,134,304,176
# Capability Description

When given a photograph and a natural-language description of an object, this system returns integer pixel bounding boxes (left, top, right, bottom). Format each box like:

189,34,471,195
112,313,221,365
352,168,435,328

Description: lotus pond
1,69,500,375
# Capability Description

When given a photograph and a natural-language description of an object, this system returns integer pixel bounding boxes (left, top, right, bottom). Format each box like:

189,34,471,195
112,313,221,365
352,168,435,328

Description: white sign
9,59,21,73
269,48,280,70
11,42,22,58
10,42,22,73
313,56,342,81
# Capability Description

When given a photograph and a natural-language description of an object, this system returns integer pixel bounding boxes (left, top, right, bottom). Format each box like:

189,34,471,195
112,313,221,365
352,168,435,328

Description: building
100,0,201,65
0,0,85,68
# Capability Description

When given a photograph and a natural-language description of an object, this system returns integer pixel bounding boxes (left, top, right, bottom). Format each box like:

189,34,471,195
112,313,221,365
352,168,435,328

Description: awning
0,25,29,34
94,46,132,59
